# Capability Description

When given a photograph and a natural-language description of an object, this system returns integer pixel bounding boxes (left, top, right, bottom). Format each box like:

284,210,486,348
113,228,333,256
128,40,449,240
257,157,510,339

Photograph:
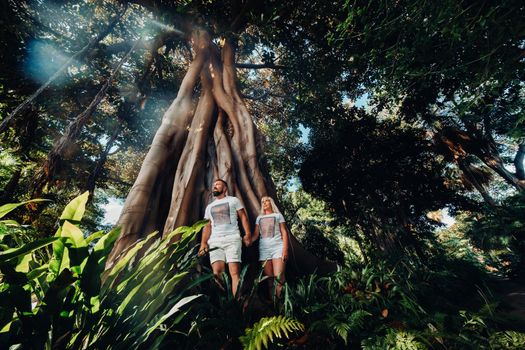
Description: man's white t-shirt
256,212,285,241
204,196,244,237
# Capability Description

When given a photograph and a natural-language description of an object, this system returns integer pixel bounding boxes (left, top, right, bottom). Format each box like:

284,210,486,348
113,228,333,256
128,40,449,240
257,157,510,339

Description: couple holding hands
198,179,289,297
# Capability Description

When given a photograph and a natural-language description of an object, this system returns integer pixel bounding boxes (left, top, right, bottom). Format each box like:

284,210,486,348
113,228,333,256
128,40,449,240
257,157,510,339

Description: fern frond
348,310,371,330
239,315,305,350
333,322,350,344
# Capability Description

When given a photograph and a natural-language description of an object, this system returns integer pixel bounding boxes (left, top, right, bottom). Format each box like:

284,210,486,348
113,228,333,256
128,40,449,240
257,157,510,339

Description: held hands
243,235,252,247
282,248,289,262
198,243,209,257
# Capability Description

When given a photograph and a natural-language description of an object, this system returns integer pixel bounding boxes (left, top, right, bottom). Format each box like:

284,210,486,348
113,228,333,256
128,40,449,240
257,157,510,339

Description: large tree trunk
107,30,336,275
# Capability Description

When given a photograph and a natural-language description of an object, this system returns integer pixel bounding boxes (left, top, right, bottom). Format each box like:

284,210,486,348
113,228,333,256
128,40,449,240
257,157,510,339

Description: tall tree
104,1,338,272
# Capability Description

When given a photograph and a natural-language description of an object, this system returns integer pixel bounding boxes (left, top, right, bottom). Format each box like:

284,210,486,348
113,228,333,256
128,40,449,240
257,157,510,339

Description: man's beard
212,190,222,196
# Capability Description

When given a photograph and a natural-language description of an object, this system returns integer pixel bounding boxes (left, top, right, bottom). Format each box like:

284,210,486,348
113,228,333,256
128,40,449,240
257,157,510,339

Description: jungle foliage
1,0,525,349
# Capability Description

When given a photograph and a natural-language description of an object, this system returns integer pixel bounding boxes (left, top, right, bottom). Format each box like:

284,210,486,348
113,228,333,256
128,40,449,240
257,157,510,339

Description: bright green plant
362,328,428,350
239,315,304,350
489,331,525,350
0,192,209,349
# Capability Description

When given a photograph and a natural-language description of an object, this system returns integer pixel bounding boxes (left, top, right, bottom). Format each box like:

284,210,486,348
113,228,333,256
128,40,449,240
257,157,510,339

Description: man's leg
211,260,226,290
272,258,285,298
227,262,241,296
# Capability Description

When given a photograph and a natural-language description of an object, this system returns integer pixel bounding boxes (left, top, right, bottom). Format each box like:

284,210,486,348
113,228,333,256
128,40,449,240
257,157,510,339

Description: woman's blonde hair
259,196,281,215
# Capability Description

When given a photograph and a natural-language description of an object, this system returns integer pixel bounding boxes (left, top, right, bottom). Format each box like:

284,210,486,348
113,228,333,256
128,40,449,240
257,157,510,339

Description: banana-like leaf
15,253,32,273
85,230,105,245
26,264,49,280
145,294,202,337
49,238,66,275
59,191,89,223
103,231,159,289
61,221,87,248
0,199,49,219
0,237,58,261
0,219,20,226
81,227,121,297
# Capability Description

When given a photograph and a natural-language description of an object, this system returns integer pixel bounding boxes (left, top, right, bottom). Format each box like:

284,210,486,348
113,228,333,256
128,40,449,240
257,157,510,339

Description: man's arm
199,221,211,256
237,208,252,247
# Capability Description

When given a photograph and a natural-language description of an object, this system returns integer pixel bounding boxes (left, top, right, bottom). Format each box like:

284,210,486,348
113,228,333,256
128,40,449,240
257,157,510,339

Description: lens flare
24,40,81,85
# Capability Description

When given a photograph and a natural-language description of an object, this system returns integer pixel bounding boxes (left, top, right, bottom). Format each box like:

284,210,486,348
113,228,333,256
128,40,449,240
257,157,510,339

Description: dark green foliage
464,192,525,277
300,110,464,257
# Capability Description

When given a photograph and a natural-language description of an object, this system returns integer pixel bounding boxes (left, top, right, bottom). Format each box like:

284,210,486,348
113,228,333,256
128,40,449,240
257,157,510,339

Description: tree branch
515,140,525,180
235,62,287,69
0,3,129,134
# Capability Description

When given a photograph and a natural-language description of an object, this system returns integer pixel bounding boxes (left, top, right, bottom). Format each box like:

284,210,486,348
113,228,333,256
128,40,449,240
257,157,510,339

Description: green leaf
0,199,49,219
60,221,86,248
0,219,20,226
15,253,32,273
26,264,49,280
59,191,89,222
49,238,66,275
240,316,304,350
145,294,202,337
104,231,159,284
85,230,105,245
0,237,58,261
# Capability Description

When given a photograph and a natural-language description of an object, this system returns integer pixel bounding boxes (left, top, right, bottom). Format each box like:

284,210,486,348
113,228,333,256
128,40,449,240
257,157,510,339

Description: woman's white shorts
259,238,283,261
208,234,242,264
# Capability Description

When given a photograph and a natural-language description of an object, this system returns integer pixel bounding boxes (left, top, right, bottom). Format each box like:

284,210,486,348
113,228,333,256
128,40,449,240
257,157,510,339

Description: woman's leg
272,258,286,298
263,260,274,299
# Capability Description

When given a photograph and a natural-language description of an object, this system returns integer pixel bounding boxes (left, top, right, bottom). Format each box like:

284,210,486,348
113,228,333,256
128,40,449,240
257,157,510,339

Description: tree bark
458,160,497,206
514,140,525,181
476,139,525,192
107,29,336,275
85,125,121,197
440,127,525,192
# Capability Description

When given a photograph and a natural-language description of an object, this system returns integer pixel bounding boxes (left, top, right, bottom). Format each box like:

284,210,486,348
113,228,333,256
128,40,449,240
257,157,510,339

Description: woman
252,196,289,298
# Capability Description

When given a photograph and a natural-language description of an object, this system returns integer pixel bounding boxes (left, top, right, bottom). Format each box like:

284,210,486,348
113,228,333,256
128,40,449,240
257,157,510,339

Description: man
199,179,252,296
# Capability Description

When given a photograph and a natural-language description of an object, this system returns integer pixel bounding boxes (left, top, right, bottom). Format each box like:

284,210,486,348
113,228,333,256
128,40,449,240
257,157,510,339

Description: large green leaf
145,294,202,337
59,191,89,223
80,227,121,298
15,253,32,273
104,231,159,287
0,237,58,261
0,199,49,219
60,221,87,248
85,230,105,245
0,220,20,227
49,238,66,275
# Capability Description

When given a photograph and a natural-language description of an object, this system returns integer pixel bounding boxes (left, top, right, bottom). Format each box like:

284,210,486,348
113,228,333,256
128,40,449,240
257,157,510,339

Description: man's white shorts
208,234,242,264
259,238,283,261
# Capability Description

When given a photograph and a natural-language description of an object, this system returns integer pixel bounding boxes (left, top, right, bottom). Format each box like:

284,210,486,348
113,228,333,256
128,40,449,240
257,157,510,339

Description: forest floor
489,276,525,332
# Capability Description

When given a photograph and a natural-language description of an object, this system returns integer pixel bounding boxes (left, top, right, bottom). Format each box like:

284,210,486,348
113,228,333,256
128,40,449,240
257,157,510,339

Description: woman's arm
252,224,260,243
280,222,289,262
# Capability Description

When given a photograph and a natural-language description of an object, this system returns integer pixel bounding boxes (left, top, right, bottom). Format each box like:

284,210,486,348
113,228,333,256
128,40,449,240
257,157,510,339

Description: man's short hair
214,178,228,188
